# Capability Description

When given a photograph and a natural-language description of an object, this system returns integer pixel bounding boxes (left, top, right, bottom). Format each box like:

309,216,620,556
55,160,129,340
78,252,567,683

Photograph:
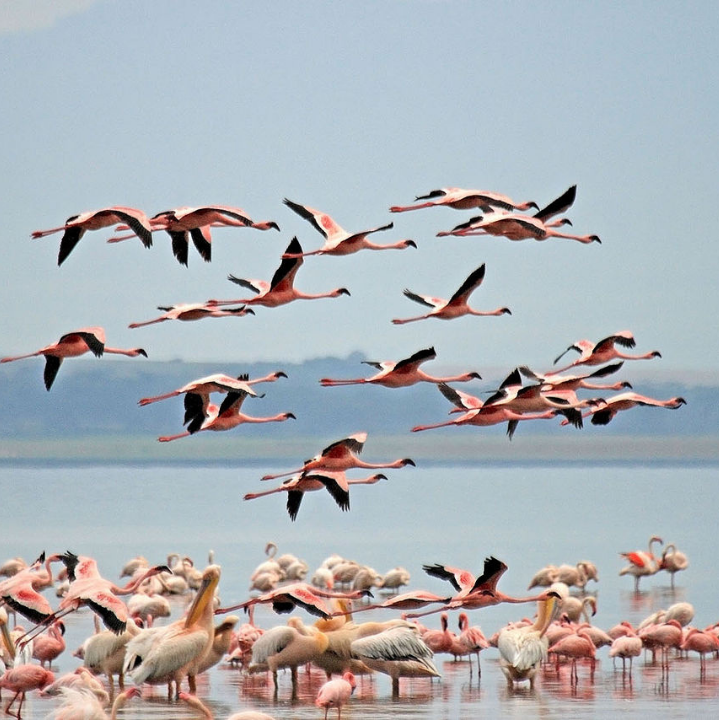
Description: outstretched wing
533,185,576,222
448,264,486,304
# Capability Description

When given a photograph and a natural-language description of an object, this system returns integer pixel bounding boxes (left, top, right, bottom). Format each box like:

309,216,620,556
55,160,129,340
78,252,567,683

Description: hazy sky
2,1,717,378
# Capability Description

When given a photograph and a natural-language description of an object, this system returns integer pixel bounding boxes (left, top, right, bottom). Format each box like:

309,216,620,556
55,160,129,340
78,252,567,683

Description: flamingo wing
227,276,266,294
422,564,472,593
217,390,247,416
184,392,210,430
448,263,486,304
110,208,153,248
169,231,190,266
57,226,86,265
533,185,577,222
415,188,448,201
470,556,508,592
43,356,63,390
283,198,342,240
313,474,350,512
595,332,636,352
286,491,304,521
190,227,212,262
269,238,303,291
58,330,105,357
393,346,436,372
321,432,367,458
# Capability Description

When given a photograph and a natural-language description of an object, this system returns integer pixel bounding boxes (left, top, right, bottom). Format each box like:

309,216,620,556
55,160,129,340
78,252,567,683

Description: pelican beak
185,566,221,628
1,619,15,660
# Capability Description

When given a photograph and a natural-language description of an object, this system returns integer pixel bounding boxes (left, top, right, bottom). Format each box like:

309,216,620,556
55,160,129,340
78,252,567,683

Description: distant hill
0,355,715,461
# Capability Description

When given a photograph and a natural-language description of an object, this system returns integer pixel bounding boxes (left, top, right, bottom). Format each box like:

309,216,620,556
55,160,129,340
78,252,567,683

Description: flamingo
518,361,632,392
548,628,597,684
659,543,689,588
31,621,65,668
580,392,687,426
319,346,481,388
40,667,109,705
553,330,662,372
421,612,455,655
19,553,171,645
248,617,329,693
637,619,683,671
52,686,141,720
282,198,416,256
178,691,277,719
456,613,489,676
31,206,153,265
124,565,221,697
609,631,643,672
1,327,147,390
244,471,387,521
128,302,254,328
497,591,560,688
157,389,295,442
619,535,664,591
390,187,538,213
680,628,719,676
331,590,453,616
391,263,511,324
108,205,279,265
215,583,372,621
410,382,557,438
0,664,55,718
315,671,356,720
261,431,414,481
138,370,286,406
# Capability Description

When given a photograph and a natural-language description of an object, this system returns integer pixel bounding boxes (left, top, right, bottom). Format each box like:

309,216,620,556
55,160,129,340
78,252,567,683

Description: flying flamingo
207,238,350,308
319,346,481,388
496,591,560,688
315,671,356,720
390,187,538,213
214,583,372,621
128,302,254,328
108,205,279,265
31,206,153,265
391,263,511,324
0,664,55,718
282,198,416,257
619,535,664,591
330,590,453,617
410,382,557,439
553,330,662,372
243,471,387,521
138,370,287,407
261,431,415,481
18,553,171,645
1,327,147,390
518,361,632,392
157,389,295,442
578,391,687,426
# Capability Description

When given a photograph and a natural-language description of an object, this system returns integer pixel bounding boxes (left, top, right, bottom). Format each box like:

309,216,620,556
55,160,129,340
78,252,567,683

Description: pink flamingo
331,590,453,617
421,612,455,655
128,302,254,328
518,361,632,392
108,204,279,265
619,535,664,591
138,370,287,406
553,330,661,372
392,263,511,324
215,583,372,621
315,671,356,720
609,631,643,672
261,431,414,481
207,238,350,308
31,206,153,265
456,612,490,676
411,382,556,439
390,187,538,213
282,198,416,256
0,552,63,624
19,553,171,645
0,664,55,718
244,471,386,521
638,619,683,672
580,391,687,426
548,628,597,684
1,327,147,390
319,346,481,388
680,628,719,676
157,389,295,442
53,686,140,720
31,621,65,668
179,691,277,719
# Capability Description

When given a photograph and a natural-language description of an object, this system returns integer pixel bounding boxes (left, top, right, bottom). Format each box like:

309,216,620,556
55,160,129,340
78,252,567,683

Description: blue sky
2,1,717,378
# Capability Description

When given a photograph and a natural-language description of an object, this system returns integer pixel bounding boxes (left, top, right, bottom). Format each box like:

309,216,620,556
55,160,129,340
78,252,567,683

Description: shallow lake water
1,460,718,718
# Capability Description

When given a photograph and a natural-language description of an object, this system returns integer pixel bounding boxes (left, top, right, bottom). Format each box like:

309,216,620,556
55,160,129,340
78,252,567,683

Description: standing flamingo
1,328,147,390
0,664,54,718
157,389,295,442
244,471,387,521
390,187,538,213
315,671,356,720
320,346,481,388
207,238,350,307
392,263,511,324
619,535,664,591
31,621,65,668
553,330,662,372
282,198,416,256
659,543,689,588
609,630,643,672
128,302,254,328
548,627,597,684
31,206,153,265
261,431,414,481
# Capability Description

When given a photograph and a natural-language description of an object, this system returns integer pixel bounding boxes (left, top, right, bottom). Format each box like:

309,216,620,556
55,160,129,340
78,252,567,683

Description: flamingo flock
0,535,709,719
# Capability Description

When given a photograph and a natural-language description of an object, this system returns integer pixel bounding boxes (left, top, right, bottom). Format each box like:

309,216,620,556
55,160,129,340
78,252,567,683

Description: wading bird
32,206,153,265
659,543,689,588
261,431,414,481
390,187,538,213
320,346,480,388
619,535,664,591
208,238,350,308
128,302,254,328
1,328,147,390
282,198,416,256
0,664,55,718
391,263,511,324
315,671,356,719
